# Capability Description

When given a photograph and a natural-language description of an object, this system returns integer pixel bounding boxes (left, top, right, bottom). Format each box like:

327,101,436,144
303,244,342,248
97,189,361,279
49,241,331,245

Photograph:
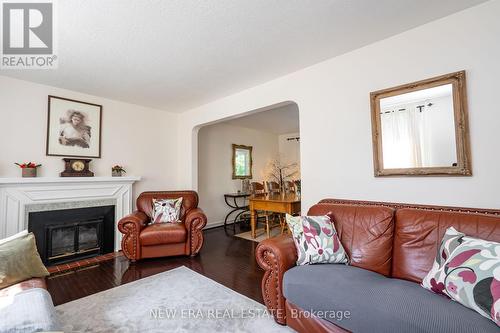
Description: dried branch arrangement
265,157,299,189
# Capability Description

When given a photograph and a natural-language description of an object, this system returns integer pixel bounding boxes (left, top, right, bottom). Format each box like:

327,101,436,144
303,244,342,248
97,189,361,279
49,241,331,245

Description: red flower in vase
15,162,41,169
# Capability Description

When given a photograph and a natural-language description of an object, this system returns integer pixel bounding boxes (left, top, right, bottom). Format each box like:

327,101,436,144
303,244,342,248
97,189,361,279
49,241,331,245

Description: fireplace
28,205,115,266
46,218,103,262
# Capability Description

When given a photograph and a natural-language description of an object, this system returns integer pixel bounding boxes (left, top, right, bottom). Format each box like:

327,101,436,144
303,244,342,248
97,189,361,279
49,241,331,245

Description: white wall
198,123,279,227
0,76,179,200
177,0,500,211
278,132,301,168
1,1,498,215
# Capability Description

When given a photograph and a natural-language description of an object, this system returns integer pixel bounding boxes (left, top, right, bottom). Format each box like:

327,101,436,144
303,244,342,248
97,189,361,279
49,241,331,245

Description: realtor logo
1,0,57,69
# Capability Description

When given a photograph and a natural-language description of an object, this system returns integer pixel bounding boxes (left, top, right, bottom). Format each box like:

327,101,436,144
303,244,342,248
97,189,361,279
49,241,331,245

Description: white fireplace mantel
0,176,141,185
0,176,141,251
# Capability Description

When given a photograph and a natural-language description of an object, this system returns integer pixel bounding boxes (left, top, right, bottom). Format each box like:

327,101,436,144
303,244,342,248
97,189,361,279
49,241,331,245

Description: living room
1,1,499,332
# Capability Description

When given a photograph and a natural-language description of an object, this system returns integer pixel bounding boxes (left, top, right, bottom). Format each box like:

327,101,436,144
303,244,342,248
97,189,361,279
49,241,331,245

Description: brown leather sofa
256,198,500,333
118,191,207,261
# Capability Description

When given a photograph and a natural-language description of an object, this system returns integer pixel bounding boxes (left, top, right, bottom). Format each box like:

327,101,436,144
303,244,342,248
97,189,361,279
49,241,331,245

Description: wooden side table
223,192,250,226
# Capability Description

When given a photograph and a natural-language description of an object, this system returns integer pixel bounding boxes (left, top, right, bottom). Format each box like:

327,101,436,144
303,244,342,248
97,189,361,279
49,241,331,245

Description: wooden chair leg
281,214,289,235
280,215,285,235
266,215,270,238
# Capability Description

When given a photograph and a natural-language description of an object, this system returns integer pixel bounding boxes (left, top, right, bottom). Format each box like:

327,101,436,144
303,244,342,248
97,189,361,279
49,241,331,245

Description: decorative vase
241,179,250,193
112,170,123,177
22,168,37,178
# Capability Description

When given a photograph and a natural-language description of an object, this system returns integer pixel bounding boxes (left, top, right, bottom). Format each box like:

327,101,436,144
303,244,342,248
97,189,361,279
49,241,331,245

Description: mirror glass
232,144,252,179
379,84,457,169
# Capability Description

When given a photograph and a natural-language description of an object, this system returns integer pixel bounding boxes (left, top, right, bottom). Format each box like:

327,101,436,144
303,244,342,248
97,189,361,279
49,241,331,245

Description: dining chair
265,181,281,194
285,180,296,192
265,181,290,236
250,181,266,194
278,181,297,235
250,182,280,238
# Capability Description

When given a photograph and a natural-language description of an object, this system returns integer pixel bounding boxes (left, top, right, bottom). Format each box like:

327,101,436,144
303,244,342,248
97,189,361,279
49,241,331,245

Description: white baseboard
204,219,240,229
205,220,224,229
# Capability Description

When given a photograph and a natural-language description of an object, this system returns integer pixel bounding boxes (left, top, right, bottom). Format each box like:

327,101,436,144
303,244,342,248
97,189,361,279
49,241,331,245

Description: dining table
249,192,301,239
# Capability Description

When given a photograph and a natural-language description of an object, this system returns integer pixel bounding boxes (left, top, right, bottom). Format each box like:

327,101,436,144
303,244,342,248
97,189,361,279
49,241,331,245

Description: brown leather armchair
118,191,207,261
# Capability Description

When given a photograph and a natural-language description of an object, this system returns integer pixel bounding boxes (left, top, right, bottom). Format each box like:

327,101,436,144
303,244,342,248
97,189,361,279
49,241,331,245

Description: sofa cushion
421,226,468,296
152,197,183,223
140,223,187,245
393,208,500,283
283,264,498,333
285,214,348,266
422,227,500,326
307,203,394,276
0,231,49,289
0,287,60,333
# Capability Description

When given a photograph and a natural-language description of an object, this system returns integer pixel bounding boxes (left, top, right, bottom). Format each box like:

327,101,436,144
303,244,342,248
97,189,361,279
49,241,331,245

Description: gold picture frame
232,144,253,179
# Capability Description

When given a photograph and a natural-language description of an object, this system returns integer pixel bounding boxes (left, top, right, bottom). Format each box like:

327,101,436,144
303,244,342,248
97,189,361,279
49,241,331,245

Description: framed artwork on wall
46,95,102,158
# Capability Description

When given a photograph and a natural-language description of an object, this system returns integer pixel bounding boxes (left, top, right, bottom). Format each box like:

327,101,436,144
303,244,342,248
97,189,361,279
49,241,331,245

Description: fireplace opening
28,205,115,266
47,218,103,261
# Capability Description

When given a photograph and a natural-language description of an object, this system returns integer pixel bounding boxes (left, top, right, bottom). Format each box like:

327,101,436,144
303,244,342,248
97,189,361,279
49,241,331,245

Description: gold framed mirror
370,71,471,176
232,144,253,179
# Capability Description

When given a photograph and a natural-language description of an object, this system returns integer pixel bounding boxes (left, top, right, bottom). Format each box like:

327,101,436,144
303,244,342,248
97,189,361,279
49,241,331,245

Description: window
232,144,252,179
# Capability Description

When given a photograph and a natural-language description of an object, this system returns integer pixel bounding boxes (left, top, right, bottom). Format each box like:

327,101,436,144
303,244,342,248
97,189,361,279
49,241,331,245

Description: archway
193,101,301,228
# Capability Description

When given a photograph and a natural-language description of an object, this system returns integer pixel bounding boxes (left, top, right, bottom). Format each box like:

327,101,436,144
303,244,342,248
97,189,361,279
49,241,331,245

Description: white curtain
381,103,432,168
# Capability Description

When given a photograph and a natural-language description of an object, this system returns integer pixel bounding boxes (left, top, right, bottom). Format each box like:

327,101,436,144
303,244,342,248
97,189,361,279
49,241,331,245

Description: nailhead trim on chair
189,216,206,255
260,249,286,324
120,222,137,260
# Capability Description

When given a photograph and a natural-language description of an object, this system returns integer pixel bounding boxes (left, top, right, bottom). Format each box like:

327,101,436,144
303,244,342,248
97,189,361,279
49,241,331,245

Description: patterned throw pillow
422,227,466,295
152,198,183,223
285,214,348,266
422,227,500,326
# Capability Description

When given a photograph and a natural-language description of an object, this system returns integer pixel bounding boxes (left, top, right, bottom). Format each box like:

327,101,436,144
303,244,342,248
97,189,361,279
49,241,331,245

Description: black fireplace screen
47,218,103,261
29,205,115,265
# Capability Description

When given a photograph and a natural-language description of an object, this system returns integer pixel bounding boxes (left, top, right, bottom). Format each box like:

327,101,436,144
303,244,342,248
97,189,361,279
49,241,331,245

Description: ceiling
223,103,299,135
1,0,488,113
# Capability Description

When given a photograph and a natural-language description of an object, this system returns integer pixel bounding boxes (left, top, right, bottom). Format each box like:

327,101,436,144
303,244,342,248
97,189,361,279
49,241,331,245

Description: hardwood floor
46,224,264,306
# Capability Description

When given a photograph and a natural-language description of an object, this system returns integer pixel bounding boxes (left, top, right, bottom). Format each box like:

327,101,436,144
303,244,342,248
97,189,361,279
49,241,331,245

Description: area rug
56,266,292,333
235,227,282,243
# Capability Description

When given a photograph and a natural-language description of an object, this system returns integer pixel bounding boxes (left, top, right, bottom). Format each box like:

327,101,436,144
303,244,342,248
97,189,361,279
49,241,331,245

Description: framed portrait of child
46,95,102,158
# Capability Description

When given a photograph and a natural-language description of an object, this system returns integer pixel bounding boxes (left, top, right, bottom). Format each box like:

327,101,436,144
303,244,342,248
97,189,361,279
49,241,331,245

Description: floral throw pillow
152,197,183,223
422,227,466,295
285,214,348,266
422,227,500,326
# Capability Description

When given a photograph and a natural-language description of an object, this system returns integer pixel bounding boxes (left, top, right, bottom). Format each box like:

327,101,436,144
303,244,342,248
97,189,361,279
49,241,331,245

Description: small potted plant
15,162,42,178
111,165,126,177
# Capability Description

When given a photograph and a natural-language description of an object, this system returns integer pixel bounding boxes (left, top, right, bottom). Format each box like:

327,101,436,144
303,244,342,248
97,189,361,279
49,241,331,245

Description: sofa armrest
256,235,298,325
117,211,149,261
185,208,207,256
